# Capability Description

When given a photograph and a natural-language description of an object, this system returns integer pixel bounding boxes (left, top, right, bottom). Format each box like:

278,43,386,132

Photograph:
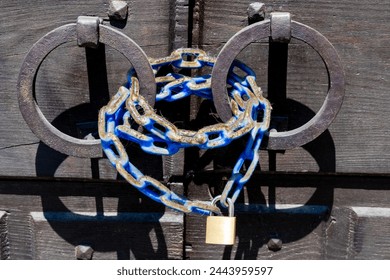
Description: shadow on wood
185,98,335,259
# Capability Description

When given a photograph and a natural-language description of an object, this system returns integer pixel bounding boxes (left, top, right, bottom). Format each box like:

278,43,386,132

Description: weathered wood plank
322,207,358,259
192,0,390,173
171,0,190,50
186,211,325,259
1,1,389,173
31,211,183,260
324,207,390,259
0,173,389,259
187,202,390,259
186,171,390,259
1,0,390,261
350,207,390,259
0,178,184,259
0,0,176,178
7,211,35,259
0,211,10,260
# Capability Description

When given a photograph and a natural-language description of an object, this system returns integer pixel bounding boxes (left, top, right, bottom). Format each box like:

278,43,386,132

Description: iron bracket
76,16,102,48
270,12,291,43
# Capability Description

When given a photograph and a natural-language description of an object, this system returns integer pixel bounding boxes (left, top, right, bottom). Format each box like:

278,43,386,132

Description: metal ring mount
211,19,345,150
17,18,156,158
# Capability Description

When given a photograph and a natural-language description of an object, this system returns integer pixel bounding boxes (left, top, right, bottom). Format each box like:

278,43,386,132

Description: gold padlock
205,196,236,245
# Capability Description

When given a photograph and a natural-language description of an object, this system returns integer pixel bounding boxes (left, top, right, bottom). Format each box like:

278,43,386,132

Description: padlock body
205,216,236,245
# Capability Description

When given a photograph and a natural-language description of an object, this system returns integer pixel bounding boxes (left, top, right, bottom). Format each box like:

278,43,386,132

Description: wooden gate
0,0,389,260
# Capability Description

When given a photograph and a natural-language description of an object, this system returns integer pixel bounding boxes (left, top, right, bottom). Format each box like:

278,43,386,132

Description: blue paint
100,54,270,215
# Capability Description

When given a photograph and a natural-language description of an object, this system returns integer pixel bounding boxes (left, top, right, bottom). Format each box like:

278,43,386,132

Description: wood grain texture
1,0,390,260
0,175,388,259
323,207,358,259
0,211,10,260
187,198,390,259
7,211,35,259
171,0,190,50
31,211,183,260
0,178,184,259
0,0,177,178
185,180,328,259
192,0,390,173
325,207,390,259
350,207,390,259
186,212,325,259
1,1,389,172
186,173,390,259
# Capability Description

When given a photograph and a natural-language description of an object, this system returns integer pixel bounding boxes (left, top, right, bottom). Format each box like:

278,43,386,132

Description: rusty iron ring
17,23,155,158
211,20,345,150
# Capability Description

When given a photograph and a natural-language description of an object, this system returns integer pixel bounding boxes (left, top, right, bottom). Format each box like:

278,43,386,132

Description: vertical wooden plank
171,0,190,50
7,211,35,260
192,0,204,49
0,211,10,260
190,0,390,174
324,207,390,259
323,207,358,259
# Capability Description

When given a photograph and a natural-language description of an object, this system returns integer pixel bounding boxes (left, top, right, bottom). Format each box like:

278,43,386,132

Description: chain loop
99,48,271,214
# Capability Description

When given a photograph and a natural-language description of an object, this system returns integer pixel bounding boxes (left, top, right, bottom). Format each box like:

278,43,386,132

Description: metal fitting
108,0,128,21
267,238,282,251
270,12,291,43
77,16,101,48
75,245,94,260
247,2,266,24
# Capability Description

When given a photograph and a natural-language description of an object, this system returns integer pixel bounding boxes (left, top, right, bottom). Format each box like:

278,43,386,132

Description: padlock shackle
210,195,234,217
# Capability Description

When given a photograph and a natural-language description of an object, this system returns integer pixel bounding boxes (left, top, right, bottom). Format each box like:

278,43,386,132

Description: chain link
99,48,271,215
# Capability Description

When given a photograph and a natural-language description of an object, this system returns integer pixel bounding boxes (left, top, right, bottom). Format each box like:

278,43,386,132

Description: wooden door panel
31,211,183,260
349,207,390,259
186,206,390,260
0,179,184,259
0,0,178,178
0,211,9,260
3,210,183,260
0,0,389,260
192,0,390,174
186,209,326,259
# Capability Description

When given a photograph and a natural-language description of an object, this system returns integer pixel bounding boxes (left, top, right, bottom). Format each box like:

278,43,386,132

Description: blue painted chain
98,48,271,215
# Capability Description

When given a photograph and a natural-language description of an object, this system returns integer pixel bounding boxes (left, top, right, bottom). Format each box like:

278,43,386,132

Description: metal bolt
108,0,128,21
247,2,266,24
267,238,282,251
75,245,94,260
